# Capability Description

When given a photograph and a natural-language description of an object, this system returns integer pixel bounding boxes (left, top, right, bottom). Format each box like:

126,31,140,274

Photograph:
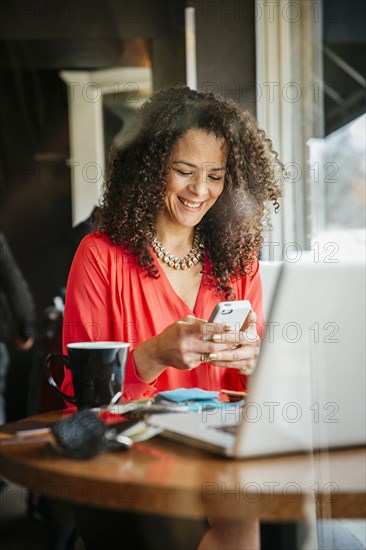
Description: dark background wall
190,0,256,112
0,0,256,420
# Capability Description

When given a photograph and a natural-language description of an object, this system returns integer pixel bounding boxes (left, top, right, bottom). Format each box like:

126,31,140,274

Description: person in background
0,232,35,426
62,86,284,549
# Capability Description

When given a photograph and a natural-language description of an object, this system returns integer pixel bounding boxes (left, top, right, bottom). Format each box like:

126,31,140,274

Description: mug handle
44,352,78,405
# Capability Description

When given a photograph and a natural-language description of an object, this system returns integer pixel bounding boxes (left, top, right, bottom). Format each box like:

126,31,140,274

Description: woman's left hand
207,311,260,375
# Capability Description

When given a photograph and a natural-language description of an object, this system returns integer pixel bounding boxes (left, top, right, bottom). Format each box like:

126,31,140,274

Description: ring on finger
200,353,210,363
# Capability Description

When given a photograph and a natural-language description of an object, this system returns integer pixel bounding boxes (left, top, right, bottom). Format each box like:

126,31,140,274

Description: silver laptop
147,255,366,458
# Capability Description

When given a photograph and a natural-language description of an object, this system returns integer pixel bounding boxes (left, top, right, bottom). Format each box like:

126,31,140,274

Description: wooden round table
1,411,365,521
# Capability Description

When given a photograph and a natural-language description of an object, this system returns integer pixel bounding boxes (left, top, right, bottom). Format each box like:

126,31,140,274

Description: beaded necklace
150,231,204,270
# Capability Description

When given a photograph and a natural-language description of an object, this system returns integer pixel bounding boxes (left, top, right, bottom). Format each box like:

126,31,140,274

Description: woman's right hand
133,315,233,384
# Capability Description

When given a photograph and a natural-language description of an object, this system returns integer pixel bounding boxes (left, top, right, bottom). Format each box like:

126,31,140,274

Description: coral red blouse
61,233,264,402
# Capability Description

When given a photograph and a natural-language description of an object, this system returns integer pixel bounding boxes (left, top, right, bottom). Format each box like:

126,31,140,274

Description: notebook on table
147,256,366,458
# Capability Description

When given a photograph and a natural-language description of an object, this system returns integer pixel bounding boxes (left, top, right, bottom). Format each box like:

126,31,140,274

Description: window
307,0,365,260
255,0,365,261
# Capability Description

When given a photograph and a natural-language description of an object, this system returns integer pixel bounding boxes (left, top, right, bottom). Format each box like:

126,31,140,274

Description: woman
62,86,283,403
62,86,283,550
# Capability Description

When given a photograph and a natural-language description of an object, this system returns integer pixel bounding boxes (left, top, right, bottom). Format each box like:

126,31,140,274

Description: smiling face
156,129,228,234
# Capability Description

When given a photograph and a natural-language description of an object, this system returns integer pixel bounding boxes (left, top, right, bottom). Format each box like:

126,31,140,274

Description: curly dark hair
95,85,284,298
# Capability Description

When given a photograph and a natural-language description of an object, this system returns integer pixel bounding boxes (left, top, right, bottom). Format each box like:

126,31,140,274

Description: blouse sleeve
243,258,265,337
61,234,156,402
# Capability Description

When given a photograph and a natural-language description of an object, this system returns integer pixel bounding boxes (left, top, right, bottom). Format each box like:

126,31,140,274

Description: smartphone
203,300,252,340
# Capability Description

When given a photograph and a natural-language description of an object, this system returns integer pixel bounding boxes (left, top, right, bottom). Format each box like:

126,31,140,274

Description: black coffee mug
44,342,130,408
